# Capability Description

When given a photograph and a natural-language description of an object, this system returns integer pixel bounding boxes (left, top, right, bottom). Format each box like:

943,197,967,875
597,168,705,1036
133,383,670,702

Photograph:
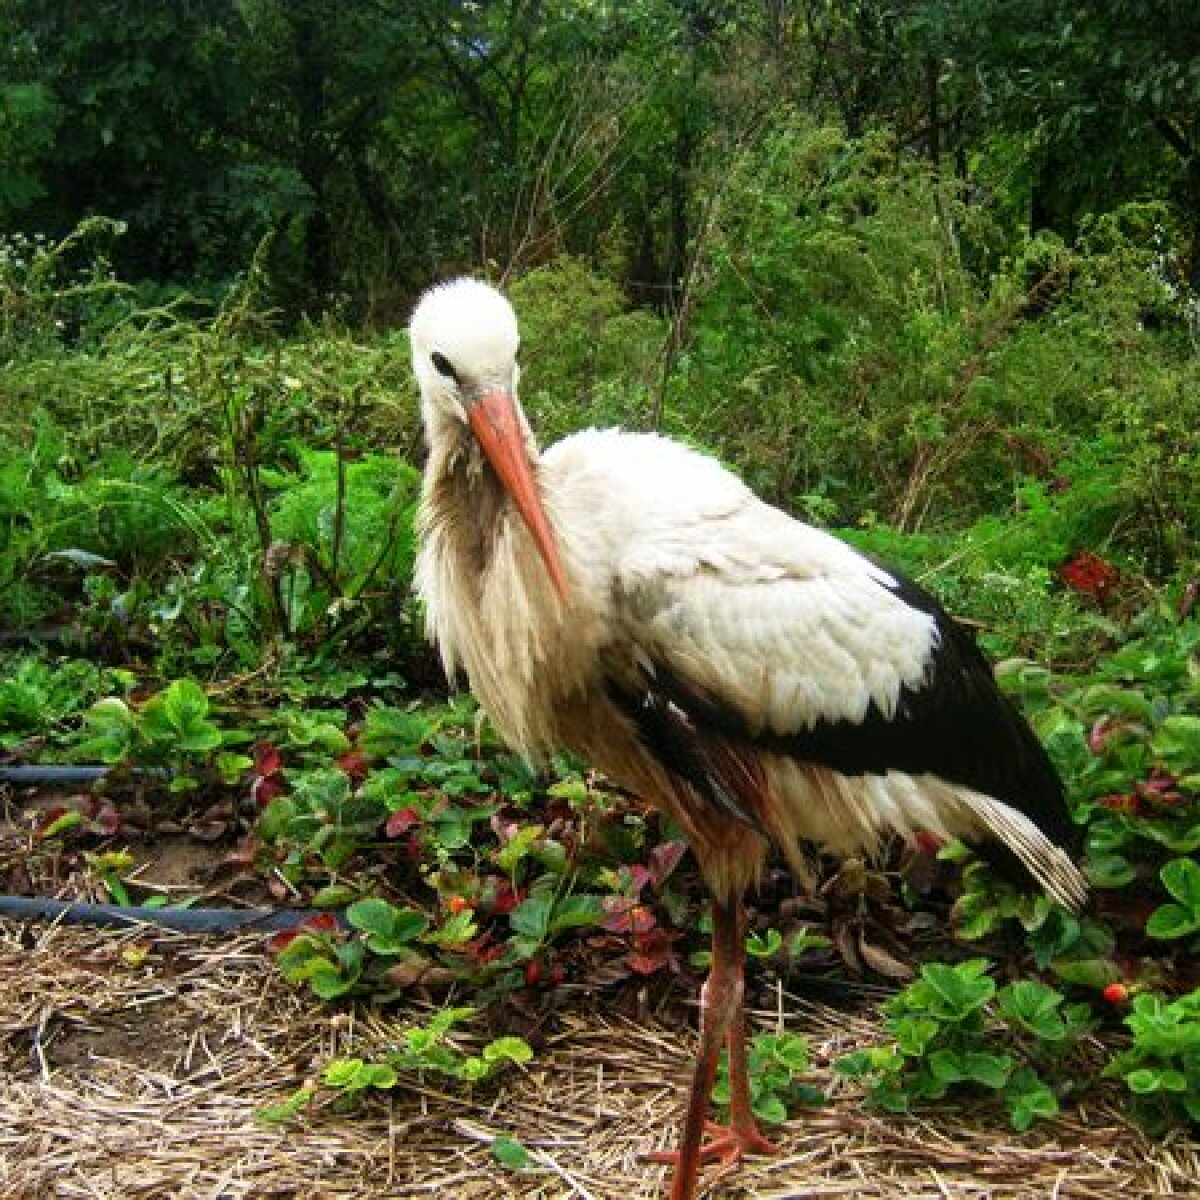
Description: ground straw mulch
0,920,1195,1199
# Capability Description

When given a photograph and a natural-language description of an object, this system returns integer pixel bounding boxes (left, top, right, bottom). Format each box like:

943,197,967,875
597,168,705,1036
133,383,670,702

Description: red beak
469,388,570,602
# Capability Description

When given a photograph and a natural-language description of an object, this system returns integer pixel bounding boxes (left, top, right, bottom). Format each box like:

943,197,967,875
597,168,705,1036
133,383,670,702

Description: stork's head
409,278,568,600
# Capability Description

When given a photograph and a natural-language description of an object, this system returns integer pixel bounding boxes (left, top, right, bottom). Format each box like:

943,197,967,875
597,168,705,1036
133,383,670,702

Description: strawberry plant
259,1008,534,1123
835,961,1095,1131
76,677,252,789
1146,859,1200,947
1104,990,1200,1130
713,1032,821,1124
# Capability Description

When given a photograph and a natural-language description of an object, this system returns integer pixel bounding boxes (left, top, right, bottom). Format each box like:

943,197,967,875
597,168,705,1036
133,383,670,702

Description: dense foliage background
2,0,1199,1137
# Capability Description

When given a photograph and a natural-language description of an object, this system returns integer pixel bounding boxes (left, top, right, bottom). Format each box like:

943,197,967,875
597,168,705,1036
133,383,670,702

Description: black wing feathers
611,566,1078,874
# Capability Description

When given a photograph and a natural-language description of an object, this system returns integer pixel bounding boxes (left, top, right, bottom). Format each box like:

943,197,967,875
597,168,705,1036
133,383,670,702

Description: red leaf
628,927,680,975
300,913,341,933
490,880,522,915
252,775,286,809
267,929,300,953
335,749,371,782
385,807,422,837
602,897,657,934
1058,552,1119,600
627,864,652,894
253,741,283,776
1088,716,1121,754
648,840,687,888
1098,793,1141,814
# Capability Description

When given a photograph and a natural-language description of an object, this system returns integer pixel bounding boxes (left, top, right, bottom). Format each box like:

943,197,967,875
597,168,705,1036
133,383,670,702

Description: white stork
409,278,1086,1200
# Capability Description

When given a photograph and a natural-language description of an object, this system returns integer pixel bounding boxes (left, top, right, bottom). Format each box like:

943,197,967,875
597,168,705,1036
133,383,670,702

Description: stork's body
410,279,1086,1200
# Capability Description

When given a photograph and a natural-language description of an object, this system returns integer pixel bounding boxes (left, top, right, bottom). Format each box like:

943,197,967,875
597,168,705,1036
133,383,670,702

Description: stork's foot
646,1118,781,1170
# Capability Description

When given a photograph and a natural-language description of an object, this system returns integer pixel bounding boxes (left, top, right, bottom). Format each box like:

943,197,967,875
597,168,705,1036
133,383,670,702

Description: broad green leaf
767,1034,810,1072
492,1136,533,1169
548,893,604,934
509,893,554,941
1145,903,1200,940
361,1063,398,1089
1085,853,1136,889
1125,1068,1165,1094
324,1058,366,1088
1161,858,1200,910
1006,1070,1059,1131
997,981,1067,1040
346,897,397,939
962,1051,1013,1089
892,1014,939,1057
1050,956,1121,989
1151,716,1200,772
918,960,995,1020
482,1036,534,1065
754,1094,788,1124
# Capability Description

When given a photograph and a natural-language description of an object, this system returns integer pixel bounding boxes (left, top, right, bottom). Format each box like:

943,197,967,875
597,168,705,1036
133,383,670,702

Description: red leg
647,898,779,1200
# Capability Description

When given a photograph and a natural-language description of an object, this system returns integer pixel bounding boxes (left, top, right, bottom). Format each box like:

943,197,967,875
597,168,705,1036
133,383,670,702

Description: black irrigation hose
0,895,342,933
0,765,340,933
0,766,170,784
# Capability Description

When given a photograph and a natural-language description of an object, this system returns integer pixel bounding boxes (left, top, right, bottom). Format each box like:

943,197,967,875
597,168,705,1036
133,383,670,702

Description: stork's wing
608,489,1074,852
613,493,940,736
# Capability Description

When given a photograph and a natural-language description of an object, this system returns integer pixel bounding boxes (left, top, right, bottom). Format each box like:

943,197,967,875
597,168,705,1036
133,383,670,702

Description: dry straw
0,921,1194,1198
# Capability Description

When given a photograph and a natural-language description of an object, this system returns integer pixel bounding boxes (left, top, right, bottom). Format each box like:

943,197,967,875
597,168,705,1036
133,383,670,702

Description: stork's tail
962,793,1087,911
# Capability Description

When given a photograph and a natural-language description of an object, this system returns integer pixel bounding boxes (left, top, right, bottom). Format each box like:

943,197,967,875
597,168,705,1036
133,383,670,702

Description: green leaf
746,928,783,958
256,1087,315,1125
346,898,429,949
492,1136,533,1169
482,1036,534,1065
1125,1068,1164,1094
1085,853,1136,889
362,1063,398,1089
928,1049,966,1083
40,810,85,838
917,960,995,1020
547,893,604,935
312,883,360,908
833,1050,878,1078
1151,716,1200,772
962,1051,1013,1089
308,961,358,999
346,897,397,938
767,1033,810,1072
1145,903,1200,940
1050,957,1121,989
509,893,554,942
1006,1068,1059,1131
1161,858,1200,910
324,1058,365,1088
754,1094,788,1124
892,1014,939,1057
458,1056,489,1081
997,981,1067,1040
495,824,543,875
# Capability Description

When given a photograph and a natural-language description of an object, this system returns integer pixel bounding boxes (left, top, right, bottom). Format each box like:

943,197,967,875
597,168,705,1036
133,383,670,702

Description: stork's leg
647,897,779,1200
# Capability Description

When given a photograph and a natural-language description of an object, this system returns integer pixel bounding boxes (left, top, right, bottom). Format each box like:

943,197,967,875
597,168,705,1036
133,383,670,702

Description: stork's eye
431,351,458,382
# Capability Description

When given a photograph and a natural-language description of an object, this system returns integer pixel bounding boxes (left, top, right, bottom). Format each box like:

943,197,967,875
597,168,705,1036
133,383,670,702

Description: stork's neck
420,406,539,583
